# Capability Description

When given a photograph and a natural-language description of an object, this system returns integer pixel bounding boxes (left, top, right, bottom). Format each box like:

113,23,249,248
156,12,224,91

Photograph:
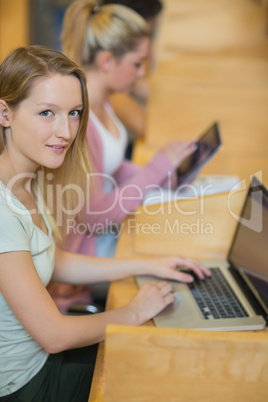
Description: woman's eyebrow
35,102,59,109
72,104,83,109
36,103,83,108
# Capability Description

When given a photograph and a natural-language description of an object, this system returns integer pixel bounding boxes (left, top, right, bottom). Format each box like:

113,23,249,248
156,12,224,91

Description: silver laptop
136,177,268,331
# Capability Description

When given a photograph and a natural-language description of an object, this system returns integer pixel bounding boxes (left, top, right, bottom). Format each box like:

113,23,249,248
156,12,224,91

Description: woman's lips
46,144,68,154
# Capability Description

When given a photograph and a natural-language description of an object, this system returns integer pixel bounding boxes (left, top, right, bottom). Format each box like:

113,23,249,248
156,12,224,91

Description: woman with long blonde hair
0,45,209,401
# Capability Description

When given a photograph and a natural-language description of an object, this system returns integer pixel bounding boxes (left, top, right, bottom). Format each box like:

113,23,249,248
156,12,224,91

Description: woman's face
5,74,83,171
109,37,150,92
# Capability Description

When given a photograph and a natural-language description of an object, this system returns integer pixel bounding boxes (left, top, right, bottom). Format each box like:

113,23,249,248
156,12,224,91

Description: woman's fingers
170,256,211,280
129,281,175,324
180,259,211,279
156,281,175,296
161,140,197,168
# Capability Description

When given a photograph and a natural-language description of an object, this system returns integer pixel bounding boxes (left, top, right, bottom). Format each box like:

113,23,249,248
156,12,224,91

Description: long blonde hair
0,45,91,242
61,0,149,68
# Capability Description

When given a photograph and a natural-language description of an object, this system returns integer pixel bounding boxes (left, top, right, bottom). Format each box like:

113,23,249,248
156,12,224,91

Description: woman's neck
85,69,109,112
85,69,121,137
0,151,35,193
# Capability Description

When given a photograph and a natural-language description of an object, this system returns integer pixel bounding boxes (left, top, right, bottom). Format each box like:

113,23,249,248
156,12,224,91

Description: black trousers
0,344,98,402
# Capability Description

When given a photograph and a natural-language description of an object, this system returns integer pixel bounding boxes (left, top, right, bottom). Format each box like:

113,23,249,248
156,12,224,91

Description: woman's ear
0,100,11,127
95,51,115,72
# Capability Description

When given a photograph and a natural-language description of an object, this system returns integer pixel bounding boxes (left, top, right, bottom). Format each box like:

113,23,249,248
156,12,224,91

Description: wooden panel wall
0,0,29,62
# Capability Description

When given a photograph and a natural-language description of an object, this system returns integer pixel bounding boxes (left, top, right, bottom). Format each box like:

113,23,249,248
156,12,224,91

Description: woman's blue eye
40,110,53,117
69,110,81,117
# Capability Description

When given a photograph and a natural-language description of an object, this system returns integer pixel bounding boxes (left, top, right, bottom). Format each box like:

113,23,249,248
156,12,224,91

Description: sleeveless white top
89,103,128,257
89,103,128,193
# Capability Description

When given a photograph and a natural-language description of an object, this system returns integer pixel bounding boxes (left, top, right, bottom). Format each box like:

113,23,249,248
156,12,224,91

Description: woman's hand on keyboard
127,281,175,324
144,255,211,283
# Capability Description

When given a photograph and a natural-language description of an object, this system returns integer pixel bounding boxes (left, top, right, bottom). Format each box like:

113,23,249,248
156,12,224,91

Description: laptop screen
228,177,268,306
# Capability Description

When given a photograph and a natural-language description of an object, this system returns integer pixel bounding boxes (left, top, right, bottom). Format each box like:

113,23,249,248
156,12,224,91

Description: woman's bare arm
53,245,210,285
0,250,175,353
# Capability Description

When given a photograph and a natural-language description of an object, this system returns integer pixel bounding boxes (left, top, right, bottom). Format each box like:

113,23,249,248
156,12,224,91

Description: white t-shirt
0,181,55,396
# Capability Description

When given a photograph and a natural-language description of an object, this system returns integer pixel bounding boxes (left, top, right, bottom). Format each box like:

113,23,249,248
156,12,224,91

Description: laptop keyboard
188,268,249,320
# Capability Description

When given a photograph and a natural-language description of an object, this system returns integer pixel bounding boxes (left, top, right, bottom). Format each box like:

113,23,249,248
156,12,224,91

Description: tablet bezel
176,122,221,186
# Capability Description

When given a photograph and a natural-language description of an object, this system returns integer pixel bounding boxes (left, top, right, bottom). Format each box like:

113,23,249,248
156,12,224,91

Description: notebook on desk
136,177,268,331
143,175,241,206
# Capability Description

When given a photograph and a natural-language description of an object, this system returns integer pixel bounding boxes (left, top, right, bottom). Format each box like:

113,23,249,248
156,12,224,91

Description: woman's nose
56,116,72,140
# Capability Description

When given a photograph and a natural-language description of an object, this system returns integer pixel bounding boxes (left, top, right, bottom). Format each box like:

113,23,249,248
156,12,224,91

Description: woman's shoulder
0,181,33,236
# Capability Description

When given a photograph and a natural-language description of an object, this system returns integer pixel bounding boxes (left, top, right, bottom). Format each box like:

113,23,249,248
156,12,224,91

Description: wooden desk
133,190,246,258
89,193,268,401
104,325,268,402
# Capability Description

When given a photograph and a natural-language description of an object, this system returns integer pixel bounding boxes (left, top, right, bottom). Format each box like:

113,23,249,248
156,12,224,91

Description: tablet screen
177,122,221,186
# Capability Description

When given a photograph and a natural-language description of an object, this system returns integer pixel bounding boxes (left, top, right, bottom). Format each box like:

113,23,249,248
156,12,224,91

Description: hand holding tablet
176,122,222,186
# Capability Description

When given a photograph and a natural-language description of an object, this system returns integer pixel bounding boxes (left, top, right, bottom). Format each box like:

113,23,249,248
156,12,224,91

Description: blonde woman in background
60,0,197,260
101,0,164,141
0,45,210,401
